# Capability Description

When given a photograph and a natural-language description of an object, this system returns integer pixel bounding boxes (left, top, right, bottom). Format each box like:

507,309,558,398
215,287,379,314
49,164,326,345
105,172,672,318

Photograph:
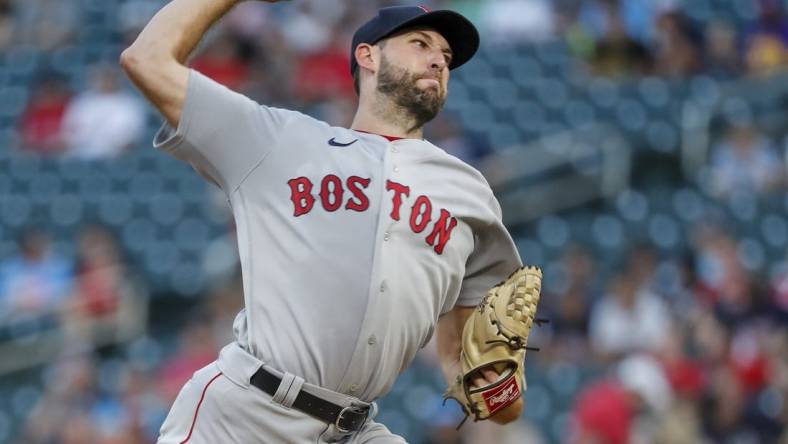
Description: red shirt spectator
572,380,635,444
20,76,71,155
293,38,354,103
192,35,250,90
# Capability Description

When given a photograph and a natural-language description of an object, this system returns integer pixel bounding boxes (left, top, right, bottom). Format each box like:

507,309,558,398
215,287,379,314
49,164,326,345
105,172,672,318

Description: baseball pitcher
120,1,543,442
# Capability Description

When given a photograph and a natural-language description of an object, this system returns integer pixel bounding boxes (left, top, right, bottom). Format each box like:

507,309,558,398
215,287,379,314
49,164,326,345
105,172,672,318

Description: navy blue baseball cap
350,5,480,75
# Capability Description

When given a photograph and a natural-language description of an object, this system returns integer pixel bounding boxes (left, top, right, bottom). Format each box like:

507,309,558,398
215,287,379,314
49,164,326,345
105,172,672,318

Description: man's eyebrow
411,30,454,57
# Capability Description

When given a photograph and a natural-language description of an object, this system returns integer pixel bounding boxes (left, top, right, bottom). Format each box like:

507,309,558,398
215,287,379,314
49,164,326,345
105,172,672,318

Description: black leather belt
250,367,370,433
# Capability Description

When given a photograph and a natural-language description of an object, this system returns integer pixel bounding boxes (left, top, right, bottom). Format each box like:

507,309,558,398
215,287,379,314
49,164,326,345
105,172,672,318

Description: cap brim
377,10,480,70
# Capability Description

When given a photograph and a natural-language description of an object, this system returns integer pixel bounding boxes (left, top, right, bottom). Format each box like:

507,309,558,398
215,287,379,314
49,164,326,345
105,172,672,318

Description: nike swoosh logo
328,138,358,147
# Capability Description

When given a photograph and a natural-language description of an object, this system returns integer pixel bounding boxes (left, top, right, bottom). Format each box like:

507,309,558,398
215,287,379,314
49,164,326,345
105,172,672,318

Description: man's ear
355,43,378,75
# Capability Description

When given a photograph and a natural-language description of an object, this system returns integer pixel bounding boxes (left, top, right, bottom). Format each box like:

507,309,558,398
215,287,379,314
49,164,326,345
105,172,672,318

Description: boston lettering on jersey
287,175,458,255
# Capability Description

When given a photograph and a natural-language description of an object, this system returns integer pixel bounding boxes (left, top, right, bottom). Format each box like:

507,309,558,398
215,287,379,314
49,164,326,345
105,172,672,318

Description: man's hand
442,266,543,425
471,368,524,424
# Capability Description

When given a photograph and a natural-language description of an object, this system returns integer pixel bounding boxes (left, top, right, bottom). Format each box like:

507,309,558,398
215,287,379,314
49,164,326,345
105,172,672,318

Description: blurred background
0,0,787,442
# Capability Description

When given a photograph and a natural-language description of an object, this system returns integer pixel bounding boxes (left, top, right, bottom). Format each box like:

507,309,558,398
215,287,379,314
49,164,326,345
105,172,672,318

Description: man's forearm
126,0,239,63
120,0,245,125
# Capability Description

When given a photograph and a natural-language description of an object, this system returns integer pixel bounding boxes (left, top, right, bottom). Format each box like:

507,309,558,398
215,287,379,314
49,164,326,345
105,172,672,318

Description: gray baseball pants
156,343,408,444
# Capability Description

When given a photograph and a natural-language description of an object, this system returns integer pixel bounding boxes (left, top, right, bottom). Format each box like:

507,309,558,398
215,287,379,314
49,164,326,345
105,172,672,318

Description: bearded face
376,52,447,131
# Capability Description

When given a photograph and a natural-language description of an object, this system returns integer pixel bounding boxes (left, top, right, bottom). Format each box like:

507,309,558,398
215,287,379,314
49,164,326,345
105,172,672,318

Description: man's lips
418,78,440,88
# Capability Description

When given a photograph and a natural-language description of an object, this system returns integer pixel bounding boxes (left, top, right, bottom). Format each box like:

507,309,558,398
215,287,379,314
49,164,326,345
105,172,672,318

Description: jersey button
393,166,399,173
379,281,387,292
391,147,398,153
383,232,391,241
368,335,377,345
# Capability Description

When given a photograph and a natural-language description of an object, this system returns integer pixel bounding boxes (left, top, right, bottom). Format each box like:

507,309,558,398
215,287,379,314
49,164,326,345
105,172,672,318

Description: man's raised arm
119,0,284,127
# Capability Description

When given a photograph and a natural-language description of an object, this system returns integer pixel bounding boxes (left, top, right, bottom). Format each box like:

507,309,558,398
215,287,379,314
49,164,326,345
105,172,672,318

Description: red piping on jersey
179,372,223,444
353,129,404,142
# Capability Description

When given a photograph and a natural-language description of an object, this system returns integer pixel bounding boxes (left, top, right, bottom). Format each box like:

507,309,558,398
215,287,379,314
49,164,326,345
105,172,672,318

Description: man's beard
376,55,446,132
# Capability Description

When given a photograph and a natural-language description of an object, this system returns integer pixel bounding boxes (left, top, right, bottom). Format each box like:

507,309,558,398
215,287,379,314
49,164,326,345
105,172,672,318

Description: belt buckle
335,405,367,433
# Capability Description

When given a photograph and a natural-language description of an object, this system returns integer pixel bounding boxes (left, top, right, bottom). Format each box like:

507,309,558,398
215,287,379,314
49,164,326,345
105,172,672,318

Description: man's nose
429,50,448,71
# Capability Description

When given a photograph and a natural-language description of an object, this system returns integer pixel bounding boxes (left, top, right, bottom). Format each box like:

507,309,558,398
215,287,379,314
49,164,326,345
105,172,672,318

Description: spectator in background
480,0,555,43
18,353,155,444
574,0,662,44
0,0,14,51
0,228,73,322
771,269,788,324
700,367,753,443
191,34,251,91
292,30,355,103
571,354,675,444
17,356,99,444
709,122,783,197
13,0,77,51
19,73,72,155
71,225,127,319
61,66,145,160
62,224,146,348
652,10,702,77
543,245,598,362
157,314,218,403
589,271,671,361
589,5,652,77
745,0,788,75
279,0,335,54
704,20,743,78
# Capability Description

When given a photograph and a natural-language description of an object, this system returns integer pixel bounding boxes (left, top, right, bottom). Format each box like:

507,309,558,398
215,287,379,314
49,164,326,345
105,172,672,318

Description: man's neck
351,93,423,140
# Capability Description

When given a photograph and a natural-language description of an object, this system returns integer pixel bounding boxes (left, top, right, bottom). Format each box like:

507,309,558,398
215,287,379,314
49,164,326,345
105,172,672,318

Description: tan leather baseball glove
444,265,544,425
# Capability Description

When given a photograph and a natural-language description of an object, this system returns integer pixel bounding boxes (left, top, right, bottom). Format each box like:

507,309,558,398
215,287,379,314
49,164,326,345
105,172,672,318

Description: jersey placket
335,139,402,399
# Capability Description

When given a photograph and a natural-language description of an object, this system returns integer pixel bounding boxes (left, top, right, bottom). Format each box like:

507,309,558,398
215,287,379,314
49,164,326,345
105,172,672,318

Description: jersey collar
352,129,415,142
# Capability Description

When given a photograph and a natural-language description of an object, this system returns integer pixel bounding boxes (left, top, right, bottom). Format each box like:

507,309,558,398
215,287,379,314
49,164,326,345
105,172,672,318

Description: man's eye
414,40,427,48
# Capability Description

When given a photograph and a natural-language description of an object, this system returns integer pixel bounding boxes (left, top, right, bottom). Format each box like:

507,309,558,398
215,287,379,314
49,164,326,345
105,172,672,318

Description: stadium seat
535,78,569,109
173,218,211,252
1,196,33,228
49,194,84,227
98,194,134,226
614,99,648,132
591,213,626,250
27,173,63,205
645,120,679,153
616,189,649,222
148,193,185,226
562,99,596,129
737,237,766,271
144,239,180,275
761,214,788,249
128,172,165,202
537,215,570,249
647,213,682,251
10,385,41,419
637,77,670,109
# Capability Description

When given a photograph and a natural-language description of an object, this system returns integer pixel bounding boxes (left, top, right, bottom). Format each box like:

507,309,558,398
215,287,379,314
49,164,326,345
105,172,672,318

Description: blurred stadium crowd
0,0,787,443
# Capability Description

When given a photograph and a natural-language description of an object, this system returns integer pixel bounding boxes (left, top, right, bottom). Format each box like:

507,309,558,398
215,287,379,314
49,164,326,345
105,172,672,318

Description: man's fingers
471,368,502,388
482,368,500,383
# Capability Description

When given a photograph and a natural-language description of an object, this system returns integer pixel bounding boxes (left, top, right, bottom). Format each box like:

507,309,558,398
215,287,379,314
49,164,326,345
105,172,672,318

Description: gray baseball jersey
155,70,521,402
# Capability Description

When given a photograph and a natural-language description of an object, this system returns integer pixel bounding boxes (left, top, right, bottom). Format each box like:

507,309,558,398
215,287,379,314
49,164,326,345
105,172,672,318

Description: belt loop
271,372,296,406
282,375,304,409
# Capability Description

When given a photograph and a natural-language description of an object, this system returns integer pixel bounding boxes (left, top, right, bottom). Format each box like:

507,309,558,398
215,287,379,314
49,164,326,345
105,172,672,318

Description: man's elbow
119,45,168,77
119,47,139,73
489,397,524,425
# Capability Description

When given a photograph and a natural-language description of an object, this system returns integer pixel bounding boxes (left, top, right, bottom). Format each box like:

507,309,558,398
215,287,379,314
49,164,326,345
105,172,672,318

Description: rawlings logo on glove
444,266,545,425
483,373,520,414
